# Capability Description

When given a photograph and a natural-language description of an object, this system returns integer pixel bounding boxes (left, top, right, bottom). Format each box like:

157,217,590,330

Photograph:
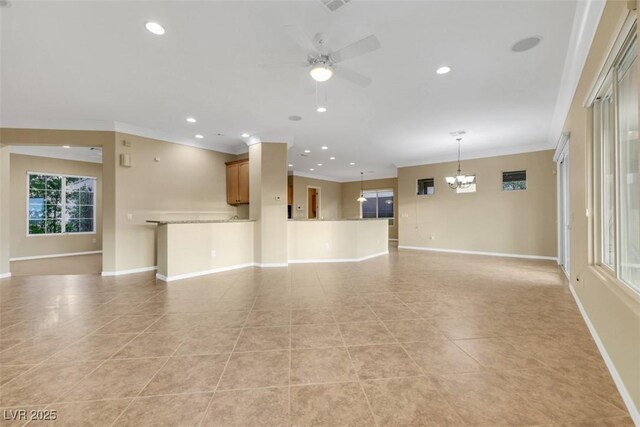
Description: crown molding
395,142,554,169
549,0,607,145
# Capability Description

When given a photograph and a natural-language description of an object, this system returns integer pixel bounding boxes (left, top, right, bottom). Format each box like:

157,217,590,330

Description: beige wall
287,219,389,262
157,222,254,280
113,132,239,272
291,175,342,220
0,146,10,276
250,143,288,265
398,150,557,257
9,154,103,259
342,177,398,239
561,0,640,411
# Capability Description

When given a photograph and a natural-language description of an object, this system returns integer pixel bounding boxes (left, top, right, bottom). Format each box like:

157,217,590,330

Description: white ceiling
1,0,595,181
10,146,102,164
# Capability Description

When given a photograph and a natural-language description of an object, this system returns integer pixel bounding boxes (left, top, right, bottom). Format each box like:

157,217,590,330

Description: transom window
361,189,394,226
417,178,435,195
28,172,97,235
502,170,527,191
592,29,638,292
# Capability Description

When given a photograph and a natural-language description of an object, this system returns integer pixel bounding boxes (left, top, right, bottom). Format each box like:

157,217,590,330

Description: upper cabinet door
238,161,250,204
227,163,239,205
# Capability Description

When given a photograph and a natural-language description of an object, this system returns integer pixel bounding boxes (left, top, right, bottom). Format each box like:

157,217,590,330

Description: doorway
557,144,570,278
307,186,320,219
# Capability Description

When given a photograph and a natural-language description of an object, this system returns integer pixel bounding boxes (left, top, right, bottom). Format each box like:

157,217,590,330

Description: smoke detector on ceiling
317,0,351,12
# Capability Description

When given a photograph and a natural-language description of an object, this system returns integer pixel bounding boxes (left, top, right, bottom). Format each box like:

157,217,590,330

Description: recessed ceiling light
304,149,311,153
330,156,335,160
288,164,293,167
195,134,204,139
310,168,315,171
321,146,328,150
241,133,250,138
316,106,327,113
350,162,356,166
317,163,323,166
511,36,542,53
186,117,196,123
145,22,165,35
62,145,70,148
436,66,451,75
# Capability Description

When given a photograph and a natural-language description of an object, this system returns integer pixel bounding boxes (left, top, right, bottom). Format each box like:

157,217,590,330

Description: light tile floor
0,248,633,426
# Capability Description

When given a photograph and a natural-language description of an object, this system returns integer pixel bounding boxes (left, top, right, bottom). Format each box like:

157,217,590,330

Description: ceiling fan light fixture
309,64,333,82
357,196,367,203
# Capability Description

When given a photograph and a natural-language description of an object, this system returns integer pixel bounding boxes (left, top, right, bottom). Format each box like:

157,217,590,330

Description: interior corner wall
560,0,640,414
0,145,10,276
249,142,288,265
341,177,398,239
398,150,557,257
291,175,342,220
111,132,239,272
9,154,103,259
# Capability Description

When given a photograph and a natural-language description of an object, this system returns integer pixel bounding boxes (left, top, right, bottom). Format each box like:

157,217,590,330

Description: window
28,173,96,235
417,178,435,195
592,30,639,292
502,170,526,191
361,190,394,225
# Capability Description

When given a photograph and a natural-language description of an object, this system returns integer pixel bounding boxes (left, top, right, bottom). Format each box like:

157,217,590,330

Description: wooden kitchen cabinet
226,159,249,205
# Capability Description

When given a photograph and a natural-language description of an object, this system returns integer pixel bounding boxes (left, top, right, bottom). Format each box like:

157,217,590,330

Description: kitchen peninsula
149,218,389,281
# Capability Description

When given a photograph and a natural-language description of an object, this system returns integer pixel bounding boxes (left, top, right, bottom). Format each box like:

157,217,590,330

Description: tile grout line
196,295,257,427
366,297,472,426
324,268,380,427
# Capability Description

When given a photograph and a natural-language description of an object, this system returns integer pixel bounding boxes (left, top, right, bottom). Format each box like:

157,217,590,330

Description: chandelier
445,137,475,189
357,172,367,202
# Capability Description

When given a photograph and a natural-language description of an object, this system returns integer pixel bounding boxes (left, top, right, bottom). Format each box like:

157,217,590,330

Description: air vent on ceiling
317,0,351,12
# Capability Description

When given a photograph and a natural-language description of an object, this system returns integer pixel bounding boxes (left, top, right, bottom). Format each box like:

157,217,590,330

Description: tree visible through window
28,173,96,235
361,190,394,225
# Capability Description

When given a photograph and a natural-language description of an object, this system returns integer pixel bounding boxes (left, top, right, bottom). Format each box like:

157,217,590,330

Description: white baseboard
101,266,157,276
398,245,557,261
254,263,289,268
288,250,389,264
568,284,640,425
10,250,102,262
0,272,11,279
157,262,255,282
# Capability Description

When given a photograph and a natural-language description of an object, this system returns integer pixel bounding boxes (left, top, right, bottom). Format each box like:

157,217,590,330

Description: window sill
27,232,97,237
588,264,640,307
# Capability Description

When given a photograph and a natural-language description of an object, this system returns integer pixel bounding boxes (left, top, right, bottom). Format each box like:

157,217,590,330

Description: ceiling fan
260,26,381,87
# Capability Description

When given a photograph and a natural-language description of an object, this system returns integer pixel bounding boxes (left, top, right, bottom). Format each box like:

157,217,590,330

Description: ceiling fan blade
283,25,320,55
333,67,372,87
258,61,308,69
331,35,381,63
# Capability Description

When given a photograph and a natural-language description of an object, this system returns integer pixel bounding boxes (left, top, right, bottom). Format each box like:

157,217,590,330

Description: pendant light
357,172,367,202
445,137,475,189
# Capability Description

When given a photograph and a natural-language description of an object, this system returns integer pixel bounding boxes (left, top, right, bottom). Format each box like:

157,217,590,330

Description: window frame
501,170,527,192
416,178,435,196
359,188,395,227
26,171,97,237
589,22,639,294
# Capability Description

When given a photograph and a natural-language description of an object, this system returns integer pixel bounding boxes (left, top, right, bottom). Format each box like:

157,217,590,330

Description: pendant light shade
357,172,367,202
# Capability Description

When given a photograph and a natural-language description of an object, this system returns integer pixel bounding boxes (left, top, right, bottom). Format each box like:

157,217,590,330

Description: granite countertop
146,219,256,225
288,218,388,221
